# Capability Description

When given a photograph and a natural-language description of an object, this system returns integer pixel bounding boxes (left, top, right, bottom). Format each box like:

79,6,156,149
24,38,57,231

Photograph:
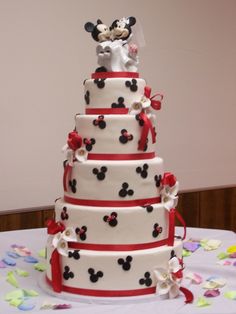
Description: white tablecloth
0,227,235,314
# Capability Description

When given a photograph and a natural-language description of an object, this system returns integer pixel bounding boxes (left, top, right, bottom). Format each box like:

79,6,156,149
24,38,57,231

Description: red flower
67,131,82,151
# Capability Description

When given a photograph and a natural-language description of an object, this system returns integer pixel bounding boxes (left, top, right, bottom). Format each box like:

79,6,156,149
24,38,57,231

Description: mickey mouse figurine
84,19,111,42
110,16,136,41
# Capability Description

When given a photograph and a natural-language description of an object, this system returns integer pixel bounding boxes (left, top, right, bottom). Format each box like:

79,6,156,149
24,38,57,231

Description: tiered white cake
45,17,186,298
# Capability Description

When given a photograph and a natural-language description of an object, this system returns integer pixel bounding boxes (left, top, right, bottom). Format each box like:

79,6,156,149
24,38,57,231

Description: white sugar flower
154,268,180,299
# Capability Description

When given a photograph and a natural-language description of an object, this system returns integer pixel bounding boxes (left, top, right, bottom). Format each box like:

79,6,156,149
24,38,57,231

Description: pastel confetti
23,256,38,263
18,302,36,311
217,260,231,266
13,245,31,257
2,256,17,266
203,277,226,289
227,245,236,254
201,239,222,251
229,252,236,258
5,289,24,301
182,249,192,257
204,289,220,297
38,248,46,259
0,260,7,268
7,251,20,259
183,241,200,252
23,289,39,297
34,262,46,272
233,261,236,267
185,272,203,284
6,271,19,288
217,252,229,260
224,291,236,300
15,268,29,277
53,304,72,309
196,296,211,307
9,298,23,307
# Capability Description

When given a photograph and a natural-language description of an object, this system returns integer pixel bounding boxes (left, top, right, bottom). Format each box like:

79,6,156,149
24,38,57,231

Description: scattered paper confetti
5,289,24,301
23,256,38,264
185,272,203,284
2,256,17,266
53,304,72,310
196,296,211,307
18,302,36,311
23,289,39,297
233,261,236,267
15,268,29,277
10,298,23,307
217,252,229,260
227,245,236,254
7,251,20,259
201,239,222,251
229,252,236,258
12,245,31,257
183,241,200,252
182,249,192,257
204,289,220,297
224,291,236,300
6,271,19,288
217,260,232,266
0,260,7,268
38,248,46,259
34,262,46,272
203,277,226,289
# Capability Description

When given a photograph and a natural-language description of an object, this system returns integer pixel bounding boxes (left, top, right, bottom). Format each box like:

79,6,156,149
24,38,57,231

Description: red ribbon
46,219,65,235
64,195,161,207
179,286,194,303
63,164,72,192
91,72,139,79
46,276,155,297
138,111,156,151
88,152,155,160
175,208,187,240
86,108,129,115
68,238,169,251
51,249,62,293
144,86,163,111
167,208,175,246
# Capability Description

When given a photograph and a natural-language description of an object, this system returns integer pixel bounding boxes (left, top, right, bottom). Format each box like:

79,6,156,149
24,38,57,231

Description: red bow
144,86,163,110
162,172,177,187
138,112,156,151
46,219,65,235
67,131,82,151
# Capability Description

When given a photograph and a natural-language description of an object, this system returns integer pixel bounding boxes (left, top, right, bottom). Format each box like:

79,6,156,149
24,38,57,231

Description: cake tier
63,157,164,205
75,113,157,155
84,75,145,112
46,240,182,297
55,198,171,247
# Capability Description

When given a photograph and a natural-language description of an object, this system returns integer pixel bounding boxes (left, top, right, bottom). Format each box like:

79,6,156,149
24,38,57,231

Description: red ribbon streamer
88,152,155,160
46,276,155,297
167,208,175,246
175,209,187,240
86,108,129,115
179,286,194,303
47,219,65,235
68,238,169,251
144,86,163,110
138,111,156,151
51,249,62,293
91,72,139,79
63,195,161,207
63,164,72,192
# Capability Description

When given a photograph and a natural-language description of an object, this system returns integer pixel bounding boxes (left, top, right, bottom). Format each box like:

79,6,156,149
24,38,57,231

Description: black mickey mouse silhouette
88,268,104,283
93,115,106,129
69,179,77,193
135,113,145,126
119,182,134,197
154,174,162,187
84,19,111,42
125,79,138,92
142,204,154,213
117,256,133,271
83,138,96,151
94,78,106,89
103,212,118,227
136,164,149,179
110,16,136,41
84,90,90,105
139,272,152,287
119,129,133,144
61,206,69,220
68,250,80,260
111,97,125,108
152,223,163,238
75,226,87,241
63,266,74,280
92,166,107,180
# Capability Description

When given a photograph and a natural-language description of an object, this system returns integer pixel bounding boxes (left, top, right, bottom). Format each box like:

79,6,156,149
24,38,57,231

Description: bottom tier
46,240,182,297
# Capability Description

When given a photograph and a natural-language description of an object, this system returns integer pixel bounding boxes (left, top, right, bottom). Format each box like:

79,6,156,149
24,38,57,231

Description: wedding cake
45,17,191,301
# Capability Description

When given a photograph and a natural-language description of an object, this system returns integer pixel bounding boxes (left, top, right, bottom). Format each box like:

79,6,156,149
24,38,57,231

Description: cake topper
84,17,139,72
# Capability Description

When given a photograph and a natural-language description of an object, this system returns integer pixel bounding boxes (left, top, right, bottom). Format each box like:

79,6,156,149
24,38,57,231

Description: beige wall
0,0,236,211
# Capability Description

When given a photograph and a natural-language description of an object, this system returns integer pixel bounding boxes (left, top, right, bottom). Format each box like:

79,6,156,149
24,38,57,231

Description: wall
0,0,235,211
